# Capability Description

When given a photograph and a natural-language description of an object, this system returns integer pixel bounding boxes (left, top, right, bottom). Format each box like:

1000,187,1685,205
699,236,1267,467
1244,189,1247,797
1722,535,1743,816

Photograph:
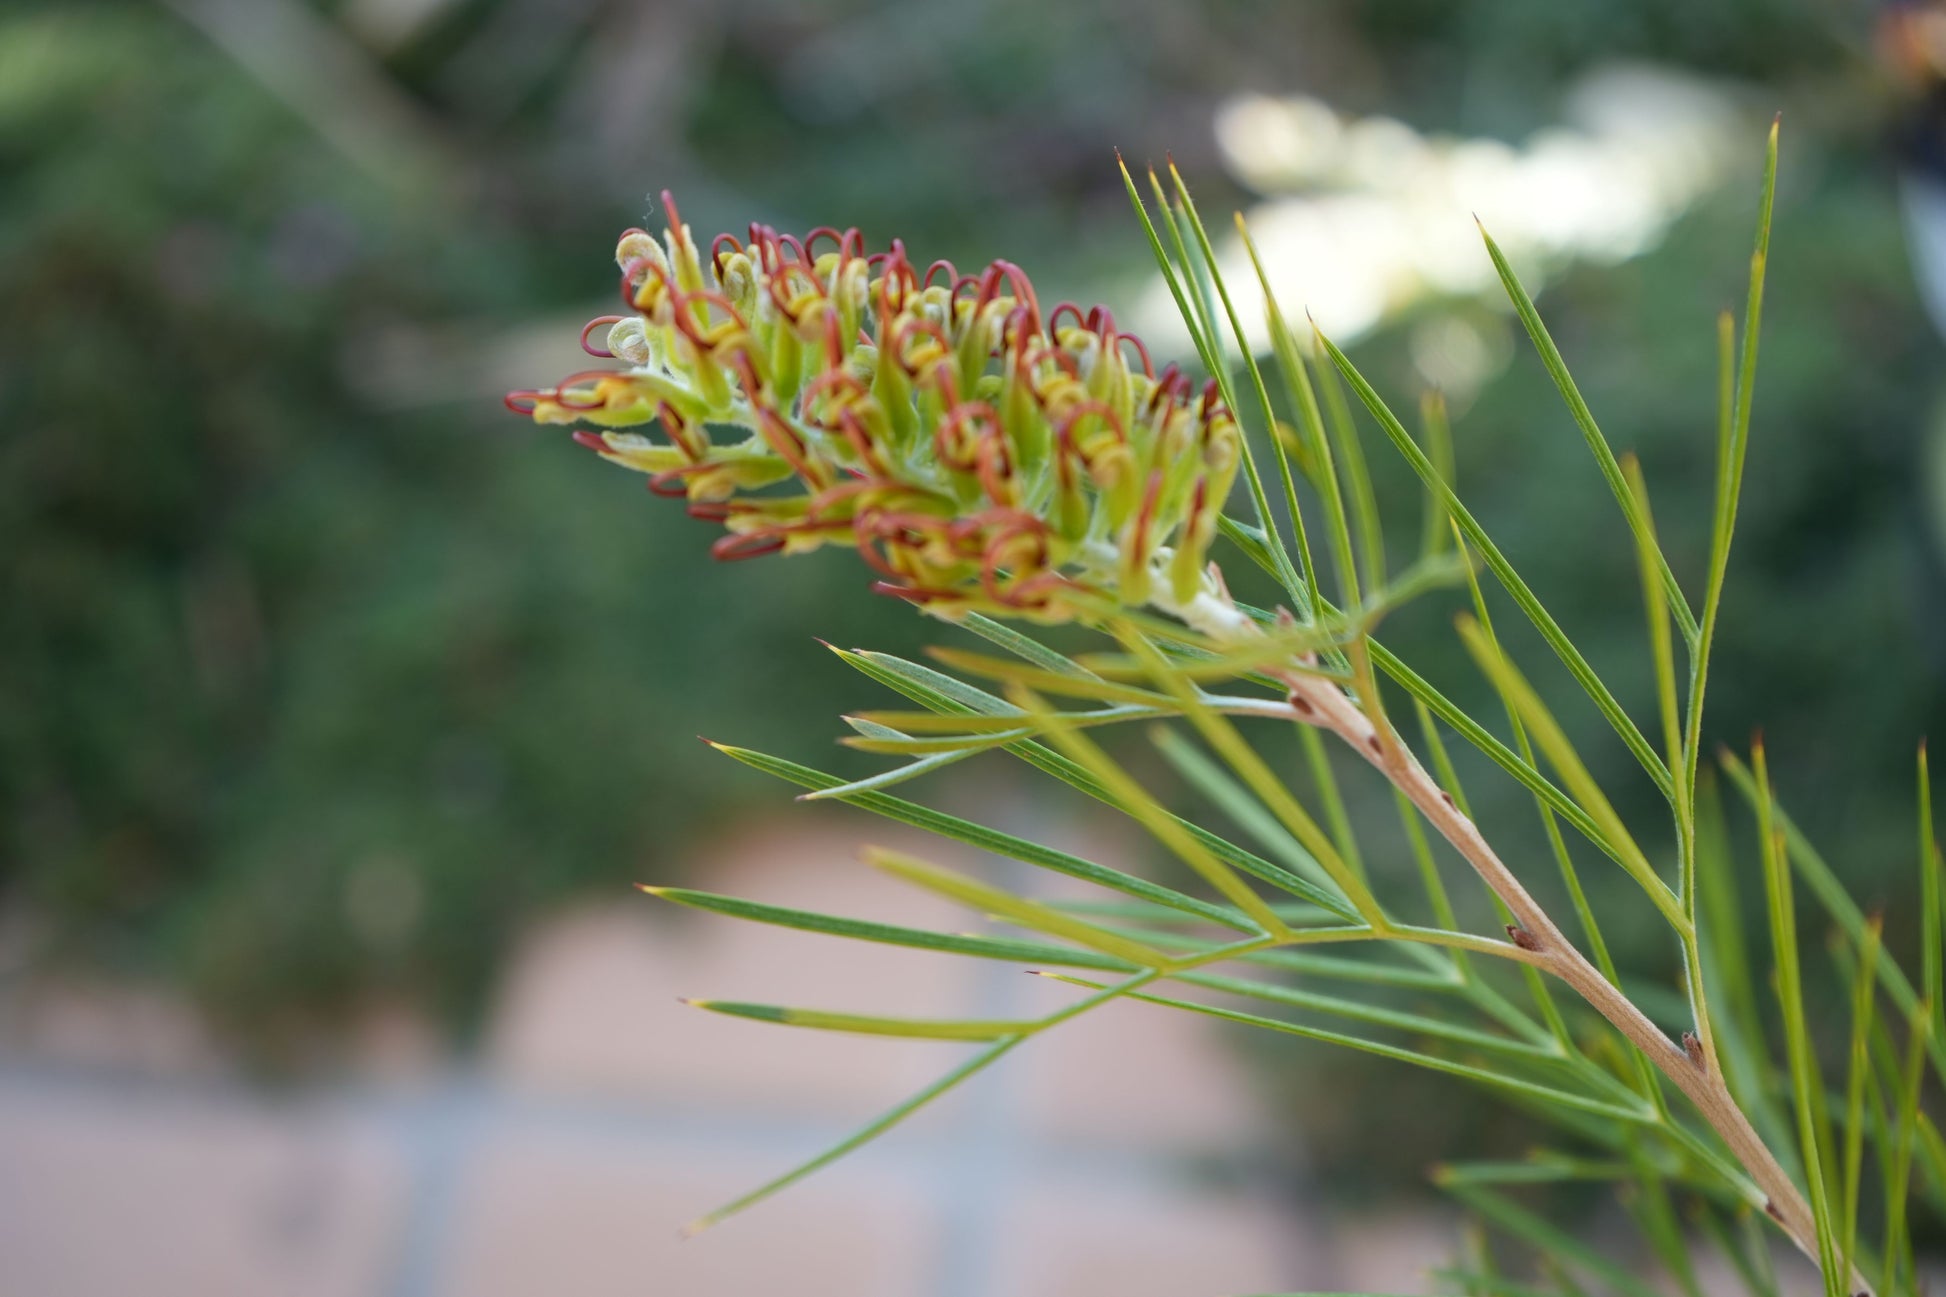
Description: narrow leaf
642,885,1137,971
686,1000,1029,1040
864,847,1174,967
1480,222,1696,644
709,743,1256,930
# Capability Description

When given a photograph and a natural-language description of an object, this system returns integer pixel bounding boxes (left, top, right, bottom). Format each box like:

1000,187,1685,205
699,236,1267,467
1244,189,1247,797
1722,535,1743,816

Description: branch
1155,569,1854,1291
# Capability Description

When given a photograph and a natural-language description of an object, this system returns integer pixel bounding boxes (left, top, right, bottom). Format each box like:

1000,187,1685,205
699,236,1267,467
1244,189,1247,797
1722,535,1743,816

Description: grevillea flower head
508,193,1243,625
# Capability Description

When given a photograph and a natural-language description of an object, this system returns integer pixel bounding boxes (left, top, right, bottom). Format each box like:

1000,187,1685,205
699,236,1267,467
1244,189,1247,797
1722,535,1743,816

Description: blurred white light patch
1146,64,1746,365
1408,314,1512,407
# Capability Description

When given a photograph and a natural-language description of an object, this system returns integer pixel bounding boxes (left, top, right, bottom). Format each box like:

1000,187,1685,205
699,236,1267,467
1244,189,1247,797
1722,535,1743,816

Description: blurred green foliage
1,0,1941,1091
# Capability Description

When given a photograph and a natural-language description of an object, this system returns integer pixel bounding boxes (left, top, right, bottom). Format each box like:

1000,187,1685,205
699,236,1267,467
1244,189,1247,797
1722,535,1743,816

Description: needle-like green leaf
1316,328,1673,799
1118,151,1217,379
1174,968,1559,1061
1457,616,1684,931
1434,1156,1631,1187
708,742,1255,930
798,747,985,799
1839,917,1881,1284
681,960,1183,1234
1163,161,1310,606
843,709,1123,735
640,885,1139,971
683,999,1033,1041
923,646,1174,705
954,611,1101,680
1694,772,1791,1162
864,846,1176,966
680,1037,1023,1235
1754,741,1843,1297
1458,529,1625,988
1150,726,1347,905
1622,455,1707,1080
1114,625,1382,920
1368,642,1614,860
1480,223,1697,646
829,648,1361,918
1046,974,1650,1123
1722,748,1946,1085
839,727,1038,755
1622,458,1686,839
1685,121,1778,824
1311,329,1387,596
1881,1005,1930,1294
1003,684,1292,933
1238,215,1327,620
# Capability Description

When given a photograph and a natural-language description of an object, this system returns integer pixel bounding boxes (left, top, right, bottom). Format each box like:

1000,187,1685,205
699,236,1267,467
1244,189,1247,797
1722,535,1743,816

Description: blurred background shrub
2,0,1942,1158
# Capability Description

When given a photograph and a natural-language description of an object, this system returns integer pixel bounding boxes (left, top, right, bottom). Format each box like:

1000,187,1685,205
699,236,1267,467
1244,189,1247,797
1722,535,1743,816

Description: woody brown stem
1275,665,1848,1289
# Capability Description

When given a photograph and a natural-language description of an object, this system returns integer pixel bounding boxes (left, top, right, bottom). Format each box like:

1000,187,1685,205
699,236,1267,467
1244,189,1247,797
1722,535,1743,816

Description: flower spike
509,202,1247,627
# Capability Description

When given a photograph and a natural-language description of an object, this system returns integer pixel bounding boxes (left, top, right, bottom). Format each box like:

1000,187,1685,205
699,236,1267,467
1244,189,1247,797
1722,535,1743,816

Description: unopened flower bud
720,251,758,320
608,317,656,367
615,228,668,275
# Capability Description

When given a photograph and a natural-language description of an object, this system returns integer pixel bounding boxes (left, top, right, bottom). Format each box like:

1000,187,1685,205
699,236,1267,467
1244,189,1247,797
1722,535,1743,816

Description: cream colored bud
840,260,871,308
916,287,951,329
615,229,669,275
720,252,758,319
844,344,879,387
608,317,657,367
1066,331,1102,379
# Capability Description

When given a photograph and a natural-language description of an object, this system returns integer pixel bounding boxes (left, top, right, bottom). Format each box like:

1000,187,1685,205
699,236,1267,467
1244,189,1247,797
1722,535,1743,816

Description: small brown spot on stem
1289,694,1315,717
1365,733,1383,755
1764,1199,1784,1223
1505,925,1542,952
1681,1031,1705,1068
1439,790,1455,809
